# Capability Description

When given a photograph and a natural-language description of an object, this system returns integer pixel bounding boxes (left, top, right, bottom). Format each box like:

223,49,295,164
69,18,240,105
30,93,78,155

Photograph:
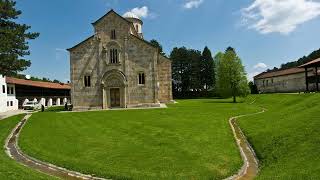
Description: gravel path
5,114,108,180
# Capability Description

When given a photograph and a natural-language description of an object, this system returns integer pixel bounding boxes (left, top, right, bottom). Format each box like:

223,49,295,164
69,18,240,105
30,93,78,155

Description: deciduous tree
216,48,249,102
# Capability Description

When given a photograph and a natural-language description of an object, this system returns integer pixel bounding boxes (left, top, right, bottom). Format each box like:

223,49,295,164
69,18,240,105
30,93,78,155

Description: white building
0,75,18,113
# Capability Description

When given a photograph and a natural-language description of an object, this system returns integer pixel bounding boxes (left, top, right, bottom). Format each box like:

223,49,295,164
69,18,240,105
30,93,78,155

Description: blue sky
15,0,320,82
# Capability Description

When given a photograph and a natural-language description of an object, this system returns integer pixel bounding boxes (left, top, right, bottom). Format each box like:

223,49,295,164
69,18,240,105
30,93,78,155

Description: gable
92,10,131,31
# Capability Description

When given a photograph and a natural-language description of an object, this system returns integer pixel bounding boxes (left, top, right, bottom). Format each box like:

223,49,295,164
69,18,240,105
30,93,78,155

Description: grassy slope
19,99,259,180
238,94,320,179
0,115,53,180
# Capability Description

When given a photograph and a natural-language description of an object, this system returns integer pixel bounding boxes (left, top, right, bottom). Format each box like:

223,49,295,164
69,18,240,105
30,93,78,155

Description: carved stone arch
101,70,127,109
101,69,127,86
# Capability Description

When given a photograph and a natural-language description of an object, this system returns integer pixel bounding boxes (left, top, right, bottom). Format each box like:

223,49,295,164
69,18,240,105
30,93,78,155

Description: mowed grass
19,99,259,180
0,115,54,180
238,94,320,179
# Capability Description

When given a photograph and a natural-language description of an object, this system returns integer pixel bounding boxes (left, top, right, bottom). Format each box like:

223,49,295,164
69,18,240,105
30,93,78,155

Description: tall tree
170,47,203,97
149,39,165,56
216,47,249,103
200,46,215,90
0,0,39,76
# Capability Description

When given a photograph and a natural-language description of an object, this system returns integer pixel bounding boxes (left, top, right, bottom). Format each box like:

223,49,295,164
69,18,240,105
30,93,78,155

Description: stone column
48,98,53,107
41,98,46,106
56,98,60,106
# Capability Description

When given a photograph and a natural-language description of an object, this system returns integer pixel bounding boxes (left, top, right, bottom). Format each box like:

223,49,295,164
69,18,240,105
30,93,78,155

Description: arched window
110,49,118,64
84,76,91,87
136,24,139,32
138,72,145,85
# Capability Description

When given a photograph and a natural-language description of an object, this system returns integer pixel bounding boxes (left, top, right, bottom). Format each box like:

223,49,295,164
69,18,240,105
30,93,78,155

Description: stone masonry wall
126,35,157,105
254,72,307,93
158,56,173,102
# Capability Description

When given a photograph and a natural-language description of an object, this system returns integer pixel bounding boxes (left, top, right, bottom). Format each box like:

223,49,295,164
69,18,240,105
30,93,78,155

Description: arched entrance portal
101,70,127,109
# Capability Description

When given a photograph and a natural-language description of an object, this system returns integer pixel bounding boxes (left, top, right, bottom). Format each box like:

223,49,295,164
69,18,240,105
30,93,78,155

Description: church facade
68,10,172,110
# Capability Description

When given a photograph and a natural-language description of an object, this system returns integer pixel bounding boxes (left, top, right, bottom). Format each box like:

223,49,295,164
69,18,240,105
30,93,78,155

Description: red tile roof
298,58,320,68
254,67,305,80
6,77,71,90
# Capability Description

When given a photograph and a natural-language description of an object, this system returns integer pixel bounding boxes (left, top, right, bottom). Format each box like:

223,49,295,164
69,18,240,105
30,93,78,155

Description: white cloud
254,62,267,69
183,0,204,9
242,0,320,34
247,71,261,81
124,6,149,18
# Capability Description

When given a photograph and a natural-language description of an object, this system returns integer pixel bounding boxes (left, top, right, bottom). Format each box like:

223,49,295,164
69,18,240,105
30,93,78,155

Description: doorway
110,88,120,107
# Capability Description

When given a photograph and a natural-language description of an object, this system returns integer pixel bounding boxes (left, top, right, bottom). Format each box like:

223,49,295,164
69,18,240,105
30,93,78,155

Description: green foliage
149,39,166,56
19,99,260,180
170,46,215,98
12,74,62,83
216,48,249,102
0,115,53,179
200,46,215,90
0,0,39,76
239,94,320,179
248,81,258,94
267,48,320,72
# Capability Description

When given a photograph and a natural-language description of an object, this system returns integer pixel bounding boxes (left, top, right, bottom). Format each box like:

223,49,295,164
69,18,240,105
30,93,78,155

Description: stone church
67,10,172,110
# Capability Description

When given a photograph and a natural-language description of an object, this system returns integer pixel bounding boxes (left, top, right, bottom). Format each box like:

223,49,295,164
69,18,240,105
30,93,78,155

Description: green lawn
14,94,320,179
0,115,54,180
238,94,320,179
19,98,259,180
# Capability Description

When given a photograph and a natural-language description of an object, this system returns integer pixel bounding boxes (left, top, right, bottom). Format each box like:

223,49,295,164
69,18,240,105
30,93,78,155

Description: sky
15,0,320,82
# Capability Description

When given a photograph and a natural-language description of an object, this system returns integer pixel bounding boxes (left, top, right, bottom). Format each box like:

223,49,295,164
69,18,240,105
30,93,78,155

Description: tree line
266,48,320,72
152,41,250,102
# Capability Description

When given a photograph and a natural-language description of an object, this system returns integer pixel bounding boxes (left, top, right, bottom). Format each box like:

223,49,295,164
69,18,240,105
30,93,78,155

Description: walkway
5,114,107,180
0,110,27,120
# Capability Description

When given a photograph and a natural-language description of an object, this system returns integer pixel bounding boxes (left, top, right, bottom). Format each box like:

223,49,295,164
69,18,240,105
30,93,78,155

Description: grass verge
0,115,53,179
238,94,320,179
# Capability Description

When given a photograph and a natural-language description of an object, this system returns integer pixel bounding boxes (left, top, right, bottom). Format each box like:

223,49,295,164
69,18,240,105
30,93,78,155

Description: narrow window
110,49,119,64
2,85,4,93
138,73,145,85
7,86,9,94
111,29,116,40
10,101,13,106
7,101,9,107
11,87,14,94
136,25,139,32
84,76,91,87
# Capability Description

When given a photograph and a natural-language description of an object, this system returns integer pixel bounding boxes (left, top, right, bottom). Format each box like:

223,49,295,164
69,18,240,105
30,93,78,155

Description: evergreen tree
0,0,39,76
248,81,258,94
170,47,203,97
200,46,215,90
149,39,165,56
216,47,249,103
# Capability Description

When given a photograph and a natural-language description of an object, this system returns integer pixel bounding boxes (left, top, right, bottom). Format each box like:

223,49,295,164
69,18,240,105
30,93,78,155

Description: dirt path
5,114,108,180
225,109,266,180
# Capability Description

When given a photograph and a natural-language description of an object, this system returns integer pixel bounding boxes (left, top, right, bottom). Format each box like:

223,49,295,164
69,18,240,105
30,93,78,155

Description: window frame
109,49,119,64
138,72,145,85
2,85,5,94
111,29,116,40
84,75,91,87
